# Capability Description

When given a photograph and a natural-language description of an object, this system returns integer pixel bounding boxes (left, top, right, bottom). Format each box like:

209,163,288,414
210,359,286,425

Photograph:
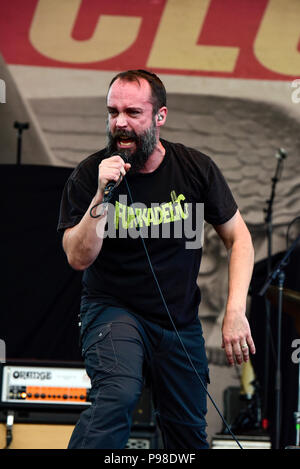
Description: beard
105,119,157,174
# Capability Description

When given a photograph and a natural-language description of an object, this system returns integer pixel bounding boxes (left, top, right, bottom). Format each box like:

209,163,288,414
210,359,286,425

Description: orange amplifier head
0,361,91,409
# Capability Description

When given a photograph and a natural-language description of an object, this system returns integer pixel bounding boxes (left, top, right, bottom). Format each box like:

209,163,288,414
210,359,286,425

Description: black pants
68,304,210,449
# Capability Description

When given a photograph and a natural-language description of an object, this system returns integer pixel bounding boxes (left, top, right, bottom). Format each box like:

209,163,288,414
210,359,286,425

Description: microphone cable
122,177,244,450
90,158,243,449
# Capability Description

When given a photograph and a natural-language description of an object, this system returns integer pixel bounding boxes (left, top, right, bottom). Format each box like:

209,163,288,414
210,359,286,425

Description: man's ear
156,107,167,126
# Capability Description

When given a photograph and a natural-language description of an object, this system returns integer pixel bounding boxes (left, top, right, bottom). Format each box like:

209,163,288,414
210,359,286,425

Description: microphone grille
111,150,130,163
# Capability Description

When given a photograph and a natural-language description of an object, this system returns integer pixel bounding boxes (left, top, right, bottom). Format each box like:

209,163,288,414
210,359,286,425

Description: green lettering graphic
113,192,189,231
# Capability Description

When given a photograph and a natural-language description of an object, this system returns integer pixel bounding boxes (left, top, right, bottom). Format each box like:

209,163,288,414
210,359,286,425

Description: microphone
103,151,129,203
275,148,287,160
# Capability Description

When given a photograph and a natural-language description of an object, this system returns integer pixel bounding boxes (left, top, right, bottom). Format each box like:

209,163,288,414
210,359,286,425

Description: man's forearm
225,236,254,315
63,192,107,271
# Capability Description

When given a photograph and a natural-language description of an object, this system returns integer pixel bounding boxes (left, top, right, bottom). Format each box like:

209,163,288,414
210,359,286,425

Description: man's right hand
97,155,131,196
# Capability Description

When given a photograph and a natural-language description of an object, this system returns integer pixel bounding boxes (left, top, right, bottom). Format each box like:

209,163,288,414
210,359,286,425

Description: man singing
57,69,255,449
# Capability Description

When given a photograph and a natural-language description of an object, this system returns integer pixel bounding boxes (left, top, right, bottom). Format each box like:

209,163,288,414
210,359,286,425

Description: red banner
0,0,299,80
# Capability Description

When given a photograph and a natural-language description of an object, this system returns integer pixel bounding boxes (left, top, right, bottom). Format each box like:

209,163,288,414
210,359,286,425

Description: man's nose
116,113,127,128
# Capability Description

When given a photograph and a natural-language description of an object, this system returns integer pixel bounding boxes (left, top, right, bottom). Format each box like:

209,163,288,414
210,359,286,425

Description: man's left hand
221,312,256,366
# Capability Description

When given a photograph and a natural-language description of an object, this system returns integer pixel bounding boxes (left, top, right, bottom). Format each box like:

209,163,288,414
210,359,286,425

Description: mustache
109,129,138,141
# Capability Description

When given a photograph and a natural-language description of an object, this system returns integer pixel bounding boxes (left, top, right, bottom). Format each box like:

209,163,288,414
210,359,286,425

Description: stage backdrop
1,0,300,447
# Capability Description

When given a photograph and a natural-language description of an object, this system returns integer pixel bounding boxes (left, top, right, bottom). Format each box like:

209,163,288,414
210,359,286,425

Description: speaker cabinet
0,423,73,449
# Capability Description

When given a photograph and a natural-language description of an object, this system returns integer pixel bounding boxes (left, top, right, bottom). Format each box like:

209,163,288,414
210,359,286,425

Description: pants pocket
82,323,118,381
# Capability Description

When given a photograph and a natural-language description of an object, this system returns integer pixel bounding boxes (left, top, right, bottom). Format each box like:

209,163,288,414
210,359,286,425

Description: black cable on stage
121,177,244,450
3,411,14,450
89,162,243,449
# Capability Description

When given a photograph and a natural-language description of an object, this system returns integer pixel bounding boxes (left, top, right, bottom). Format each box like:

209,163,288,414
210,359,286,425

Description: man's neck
139,140,166,174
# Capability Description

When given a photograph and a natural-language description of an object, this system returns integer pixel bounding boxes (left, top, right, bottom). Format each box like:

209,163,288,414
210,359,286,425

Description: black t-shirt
57,139,237,329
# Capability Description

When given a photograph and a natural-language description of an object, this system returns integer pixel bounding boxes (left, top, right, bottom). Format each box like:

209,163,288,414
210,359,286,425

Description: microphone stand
259,233,300,449
14,121,29,165
262,148,286,432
